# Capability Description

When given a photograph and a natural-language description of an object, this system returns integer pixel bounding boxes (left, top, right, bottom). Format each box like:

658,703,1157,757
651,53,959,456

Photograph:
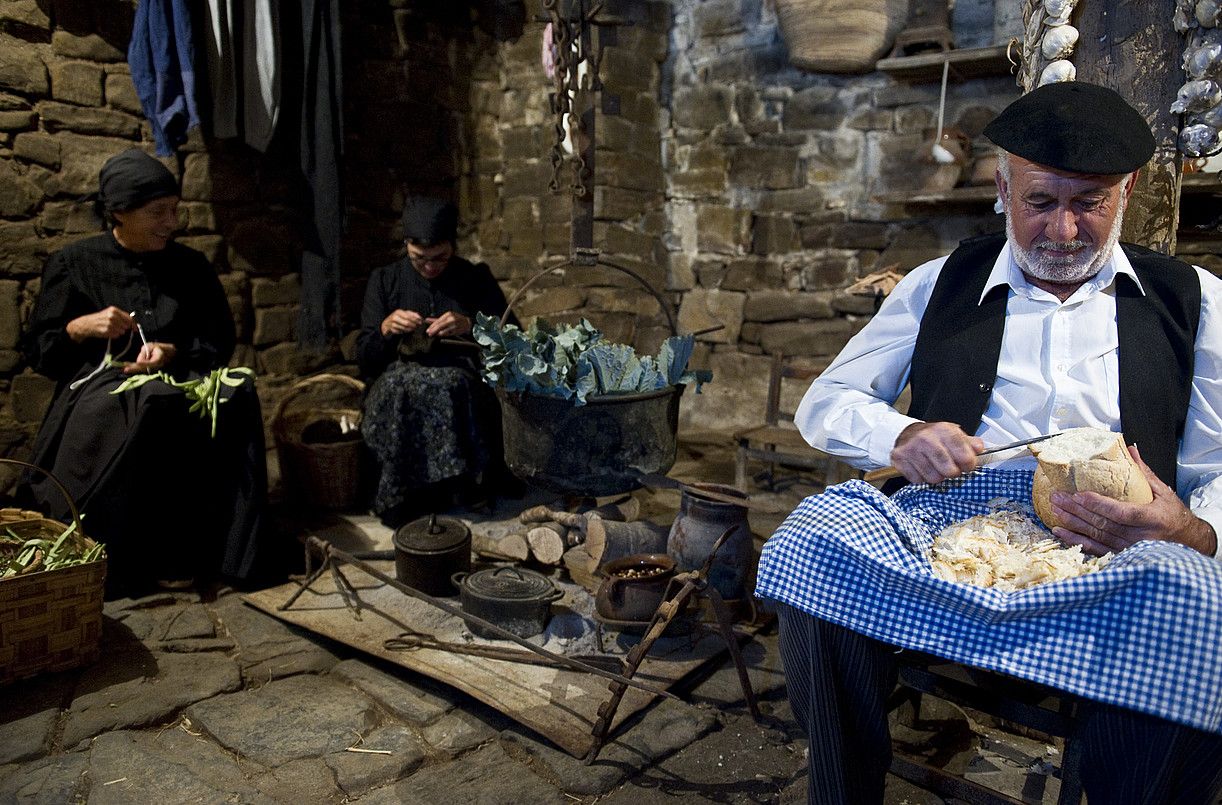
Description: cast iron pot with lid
451,566,563,639
394,514,471,597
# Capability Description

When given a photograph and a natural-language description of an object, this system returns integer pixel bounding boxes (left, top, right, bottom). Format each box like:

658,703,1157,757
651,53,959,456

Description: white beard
1007,194,1127,285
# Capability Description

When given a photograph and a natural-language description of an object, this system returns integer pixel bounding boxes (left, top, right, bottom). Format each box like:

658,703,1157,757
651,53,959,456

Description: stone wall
667,0,1023,431
0,0,1032,479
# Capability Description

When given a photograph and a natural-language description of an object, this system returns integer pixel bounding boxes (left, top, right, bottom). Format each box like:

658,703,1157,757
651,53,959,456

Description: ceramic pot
595,553,677,622
666,483,752,601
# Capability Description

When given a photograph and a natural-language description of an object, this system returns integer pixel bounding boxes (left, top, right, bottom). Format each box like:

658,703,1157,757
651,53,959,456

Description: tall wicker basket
0,459,106,686
272,373,366,510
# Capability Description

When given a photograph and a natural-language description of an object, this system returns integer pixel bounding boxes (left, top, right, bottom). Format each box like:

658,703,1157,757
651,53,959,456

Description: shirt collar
977,240,1145,304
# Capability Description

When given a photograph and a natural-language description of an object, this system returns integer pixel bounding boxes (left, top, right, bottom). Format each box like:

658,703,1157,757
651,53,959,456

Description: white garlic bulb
1179,123,1222,157
1191,102,1222,129
1172,79,1222,113
1042,25,1079,60
1198,0,1221,28
1039,60,1077,86
1177,0,1199,32
1044,0,1077,25
1185,42,1222,79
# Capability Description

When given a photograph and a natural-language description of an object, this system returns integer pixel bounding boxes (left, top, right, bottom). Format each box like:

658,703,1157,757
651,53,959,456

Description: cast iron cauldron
393,514,471,597
451,566,563,639
498,385,683,497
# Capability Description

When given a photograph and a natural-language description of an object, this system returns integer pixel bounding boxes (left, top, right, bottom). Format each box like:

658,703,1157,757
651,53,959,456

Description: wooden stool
888,653,1088,804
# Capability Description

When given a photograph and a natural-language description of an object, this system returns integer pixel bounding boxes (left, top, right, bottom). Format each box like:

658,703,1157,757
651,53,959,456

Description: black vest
907,233,1200,489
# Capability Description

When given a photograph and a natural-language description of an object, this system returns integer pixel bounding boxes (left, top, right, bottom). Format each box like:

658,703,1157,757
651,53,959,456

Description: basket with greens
0,459,107,685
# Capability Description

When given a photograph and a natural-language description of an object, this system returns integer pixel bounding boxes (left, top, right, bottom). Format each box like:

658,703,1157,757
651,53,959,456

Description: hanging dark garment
128,0,201,155
297,0,344,349
19,234,269,589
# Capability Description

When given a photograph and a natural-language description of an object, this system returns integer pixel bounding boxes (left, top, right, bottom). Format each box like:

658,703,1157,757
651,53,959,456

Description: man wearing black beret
756,82,1222,803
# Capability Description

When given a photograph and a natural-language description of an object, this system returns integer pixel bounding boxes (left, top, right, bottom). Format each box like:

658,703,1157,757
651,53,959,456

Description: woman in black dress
357,197,518,527
20,149,269,592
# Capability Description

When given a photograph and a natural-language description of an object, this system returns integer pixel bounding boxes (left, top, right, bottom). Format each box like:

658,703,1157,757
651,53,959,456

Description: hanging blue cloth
128,0,201,156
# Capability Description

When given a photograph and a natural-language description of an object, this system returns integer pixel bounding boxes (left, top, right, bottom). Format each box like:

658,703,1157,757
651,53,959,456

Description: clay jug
666,483,752,601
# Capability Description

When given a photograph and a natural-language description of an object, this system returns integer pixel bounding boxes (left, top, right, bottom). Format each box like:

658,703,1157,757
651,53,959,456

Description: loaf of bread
1029,428,1152,530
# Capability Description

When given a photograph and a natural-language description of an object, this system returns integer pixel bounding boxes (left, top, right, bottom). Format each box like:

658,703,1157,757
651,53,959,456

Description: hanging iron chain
545,0,599,198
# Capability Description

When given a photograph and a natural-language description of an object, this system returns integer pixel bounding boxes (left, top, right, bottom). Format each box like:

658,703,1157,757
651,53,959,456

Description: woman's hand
122,342,176,375
66,306,136,342
381,309,424,337
425,311,472,338
890,421,985,485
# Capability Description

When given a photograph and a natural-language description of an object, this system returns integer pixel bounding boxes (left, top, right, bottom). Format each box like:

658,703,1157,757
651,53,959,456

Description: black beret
98,149,179,213
400,196,458,245
983,81,1155,174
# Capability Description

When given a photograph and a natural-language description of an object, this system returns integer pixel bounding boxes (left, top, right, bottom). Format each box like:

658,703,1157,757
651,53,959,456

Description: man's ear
994,170,1008,206
1122,170,1140,200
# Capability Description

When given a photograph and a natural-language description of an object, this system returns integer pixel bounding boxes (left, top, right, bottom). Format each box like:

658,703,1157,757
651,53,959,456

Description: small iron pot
451,566,563,639
394,514,471,597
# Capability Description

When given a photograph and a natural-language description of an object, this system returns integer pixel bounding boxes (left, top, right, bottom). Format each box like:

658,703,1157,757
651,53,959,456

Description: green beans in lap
112,367,255,438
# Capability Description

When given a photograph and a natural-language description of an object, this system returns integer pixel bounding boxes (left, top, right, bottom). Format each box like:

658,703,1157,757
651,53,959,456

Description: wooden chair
733,354,857,491
888,654,1088,804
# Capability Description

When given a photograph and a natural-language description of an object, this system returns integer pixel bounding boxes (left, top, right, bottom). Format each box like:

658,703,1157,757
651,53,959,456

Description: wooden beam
1072,1,1184,254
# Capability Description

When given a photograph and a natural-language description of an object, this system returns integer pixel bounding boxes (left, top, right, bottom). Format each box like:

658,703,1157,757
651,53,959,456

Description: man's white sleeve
793,257,946,470
1180,267,1222,560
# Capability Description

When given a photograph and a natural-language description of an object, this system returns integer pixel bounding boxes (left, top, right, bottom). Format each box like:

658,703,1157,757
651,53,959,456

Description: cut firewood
562,546,600,593
584,496,640,523
519,506,586,531
471,532,529,562
526,526,567,565
584,516,669,570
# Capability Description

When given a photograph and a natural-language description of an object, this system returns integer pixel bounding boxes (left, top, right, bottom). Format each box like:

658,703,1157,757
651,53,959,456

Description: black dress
20,232,269,588
356,255,515,525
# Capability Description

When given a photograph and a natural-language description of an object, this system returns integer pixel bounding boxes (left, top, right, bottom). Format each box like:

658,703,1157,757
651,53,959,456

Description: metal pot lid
394,514,470,554
462,566,555,601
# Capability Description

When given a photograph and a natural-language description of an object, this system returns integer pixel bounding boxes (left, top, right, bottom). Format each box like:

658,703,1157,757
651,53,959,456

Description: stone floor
0,432,1071,804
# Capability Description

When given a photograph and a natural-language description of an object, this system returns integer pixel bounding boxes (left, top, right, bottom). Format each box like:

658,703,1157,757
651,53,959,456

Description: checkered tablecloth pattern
755,469,1222,734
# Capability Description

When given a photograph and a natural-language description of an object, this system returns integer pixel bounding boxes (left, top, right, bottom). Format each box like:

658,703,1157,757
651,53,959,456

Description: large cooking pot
495,258,686,497
451,566,563,639
394,514,471,597
498,385,683,496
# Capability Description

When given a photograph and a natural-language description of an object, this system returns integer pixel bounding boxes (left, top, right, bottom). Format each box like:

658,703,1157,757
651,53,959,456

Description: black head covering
400,196,458,246
98,149,179,213
983,82,1156,174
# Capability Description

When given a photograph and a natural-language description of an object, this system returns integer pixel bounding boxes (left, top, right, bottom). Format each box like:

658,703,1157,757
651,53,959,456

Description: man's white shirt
795,241,1222,558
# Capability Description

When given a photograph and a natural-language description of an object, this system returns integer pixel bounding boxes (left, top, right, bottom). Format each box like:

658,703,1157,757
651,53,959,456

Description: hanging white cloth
243,0,280,152
202,0,238,139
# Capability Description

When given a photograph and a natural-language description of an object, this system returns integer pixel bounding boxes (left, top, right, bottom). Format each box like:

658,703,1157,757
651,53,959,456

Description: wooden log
471,532,529,562
584,496,640,523
562,545,600,594
584,516,669,570
526,526,567,565
519,506,586,531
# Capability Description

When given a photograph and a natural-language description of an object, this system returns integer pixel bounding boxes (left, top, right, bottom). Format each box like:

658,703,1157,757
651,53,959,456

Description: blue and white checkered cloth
756,469,1222,734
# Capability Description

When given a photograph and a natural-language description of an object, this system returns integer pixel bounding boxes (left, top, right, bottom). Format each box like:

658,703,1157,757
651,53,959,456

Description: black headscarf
97,149,179,215
400,196,458,246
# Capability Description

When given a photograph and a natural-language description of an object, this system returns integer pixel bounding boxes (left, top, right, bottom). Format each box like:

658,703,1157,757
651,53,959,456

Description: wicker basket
0,459,106,686
272,373,365,510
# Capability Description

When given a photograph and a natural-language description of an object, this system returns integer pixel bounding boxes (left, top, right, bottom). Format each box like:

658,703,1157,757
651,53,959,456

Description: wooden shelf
876,44,1017,82
1183,173,1222,194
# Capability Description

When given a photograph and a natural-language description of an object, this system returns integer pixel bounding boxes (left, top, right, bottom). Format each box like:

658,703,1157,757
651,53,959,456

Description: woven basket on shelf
774,0,909,73
0,459,106,686
272,373,365,510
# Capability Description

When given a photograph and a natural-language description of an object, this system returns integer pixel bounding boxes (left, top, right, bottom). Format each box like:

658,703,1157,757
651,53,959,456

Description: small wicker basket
272,373,366,510
0,459,106,686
